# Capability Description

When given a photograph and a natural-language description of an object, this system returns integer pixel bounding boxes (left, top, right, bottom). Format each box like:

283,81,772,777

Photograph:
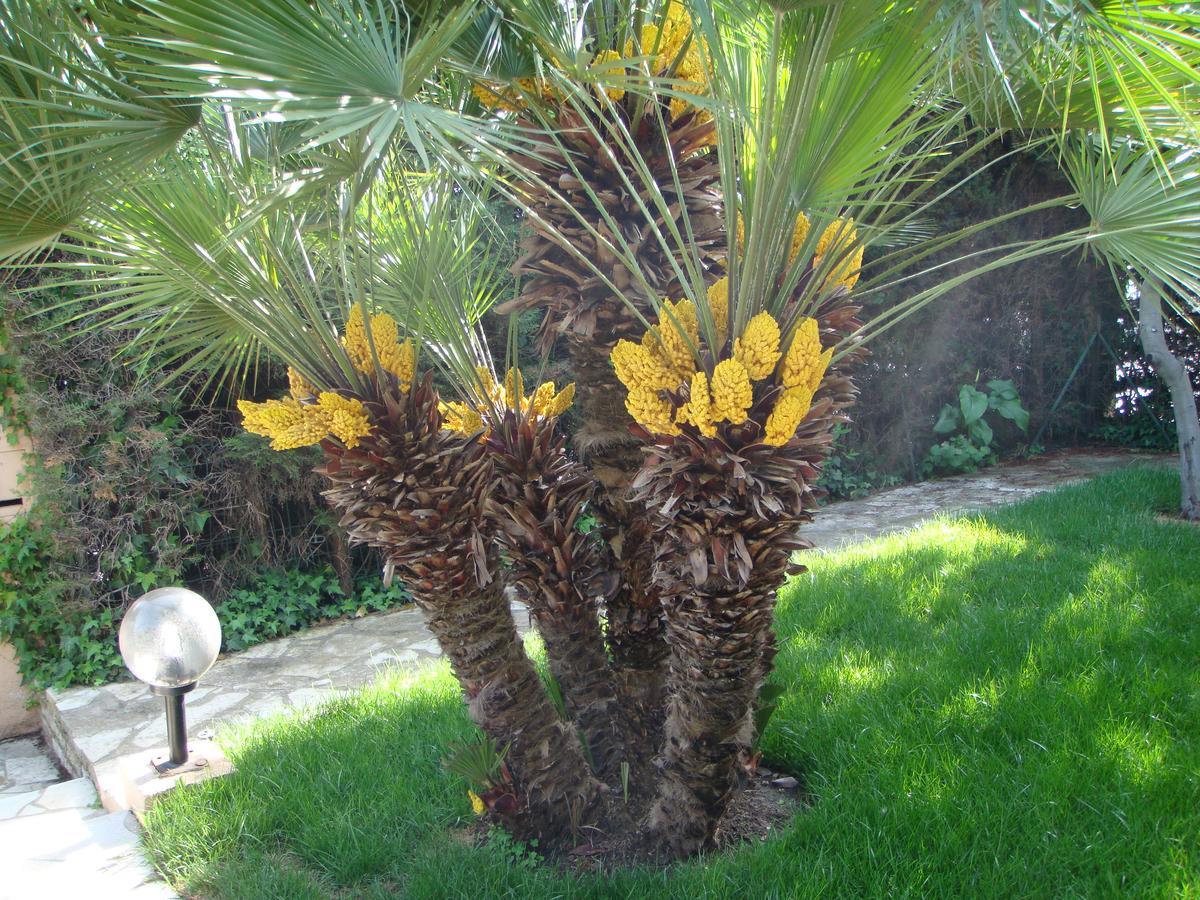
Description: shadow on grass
145,466,1200,899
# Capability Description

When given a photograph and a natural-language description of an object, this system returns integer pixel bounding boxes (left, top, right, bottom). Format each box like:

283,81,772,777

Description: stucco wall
0,416,36,737
0,423,30,521
0,642,37,739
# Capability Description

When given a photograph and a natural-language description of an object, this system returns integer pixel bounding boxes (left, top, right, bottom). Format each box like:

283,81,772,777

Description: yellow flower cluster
733,311,781,380
472,4,708,120
759,316,834,446
468,790,486,816
239,391,373,452
471,77,554,113
814,218,864,292
610,288,834,446
611,338,678,393
627,386,680,436
654,298,700,378
708,358,753,424
440,367,576,436
287,366,316,401
622,1,709,118
343,307,416,389
707,277,729,347
758,318,832,446
763,392,809,447
788,213,812,266
675,370,715,437
592,49,626,102
318,392,374,447
440,400,484,435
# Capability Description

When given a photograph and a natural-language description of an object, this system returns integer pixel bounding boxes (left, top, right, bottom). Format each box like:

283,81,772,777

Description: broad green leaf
991,398,1030,433
958,384,989,426
967,416,993,448
933,403,962,434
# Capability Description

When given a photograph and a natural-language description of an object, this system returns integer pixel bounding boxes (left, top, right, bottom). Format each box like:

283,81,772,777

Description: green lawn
144,466,1200,898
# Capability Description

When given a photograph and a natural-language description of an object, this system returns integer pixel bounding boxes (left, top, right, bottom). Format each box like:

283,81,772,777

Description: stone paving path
0,735,171,899
800,448,1167,551
20,448,1167,898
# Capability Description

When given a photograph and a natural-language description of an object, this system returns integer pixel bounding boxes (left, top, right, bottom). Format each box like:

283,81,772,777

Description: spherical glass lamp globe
118,587,222,690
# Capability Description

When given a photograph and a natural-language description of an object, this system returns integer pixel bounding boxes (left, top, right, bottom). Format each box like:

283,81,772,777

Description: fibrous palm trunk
501,104,725,734
483,411,632,785
318,377,605,845
635,289,864,858
632,436,818,857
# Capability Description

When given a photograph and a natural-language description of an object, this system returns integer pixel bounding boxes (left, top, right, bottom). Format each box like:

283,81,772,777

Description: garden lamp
118,587,222,774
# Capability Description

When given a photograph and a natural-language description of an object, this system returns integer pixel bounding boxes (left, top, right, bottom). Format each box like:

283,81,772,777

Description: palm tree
932,3,1200,518
1062,141,1200,520
3,0,1198,862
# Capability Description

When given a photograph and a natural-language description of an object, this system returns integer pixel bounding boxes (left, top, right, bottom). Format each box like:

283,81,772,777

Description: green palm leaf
939,1,1200,148
0,0,199,259
1063,136,1200,306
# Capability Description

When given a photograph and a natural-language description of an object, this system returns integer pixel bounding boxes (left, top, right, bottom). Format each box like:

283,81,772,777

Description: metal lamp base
151,754,209,777
149,681,198,773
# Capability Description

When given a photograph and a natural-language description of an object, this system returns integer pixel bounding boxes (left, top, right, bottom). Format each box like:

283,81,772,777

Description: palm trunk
499,105,726,738
1139,279,1200,520
484,413,631,784
416,564,607,844
633,293,861,858
564,331,671,731
318,379,606,845
632,437,819,859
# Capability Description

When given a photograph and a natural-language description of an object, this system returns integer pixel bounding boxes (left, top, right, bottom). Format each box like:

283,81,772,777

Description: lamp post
118,587,222,775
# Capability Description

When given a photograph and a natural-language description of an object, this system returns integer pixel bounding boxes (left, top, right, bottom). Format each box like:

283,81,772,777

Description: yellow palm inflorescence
763,392,809,447
238,392,373,451
238,306,430,452
610,295,835,447
471,77,555,113
735,212,809,265
468,790,486,816
676,370,716,437
706,277,729,347
472,3,709,121
343,306,417,387
627,387,680,436
709,358,753,424
814,217,864,292
733,311,781,380
440,367,576,437
654,298,700,379
287,366,316,401
316,392,373,448
787,213,812,266
781,318,833,399
628,1,709,119
592,49,627,101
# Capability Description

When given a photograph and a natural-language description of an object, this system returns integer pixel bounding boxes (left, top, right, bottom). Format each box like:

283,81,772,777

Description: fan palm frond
939,1,1200,150
0,0,199,259
1062,136,1200,307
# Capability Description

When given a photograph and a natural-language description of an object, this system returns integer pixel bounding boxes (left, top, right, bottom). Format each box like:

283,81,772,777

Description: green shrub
816,424,902,501
1091,416,1176,451
0,293,408,690
0,514,124,689
0,512,411,689
220,567,409,653
921,378,1029,476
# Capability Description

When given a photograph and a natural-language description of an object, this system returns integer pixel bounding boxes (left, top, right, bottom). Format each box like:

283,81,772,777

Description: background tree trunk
1138,279,1200,520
